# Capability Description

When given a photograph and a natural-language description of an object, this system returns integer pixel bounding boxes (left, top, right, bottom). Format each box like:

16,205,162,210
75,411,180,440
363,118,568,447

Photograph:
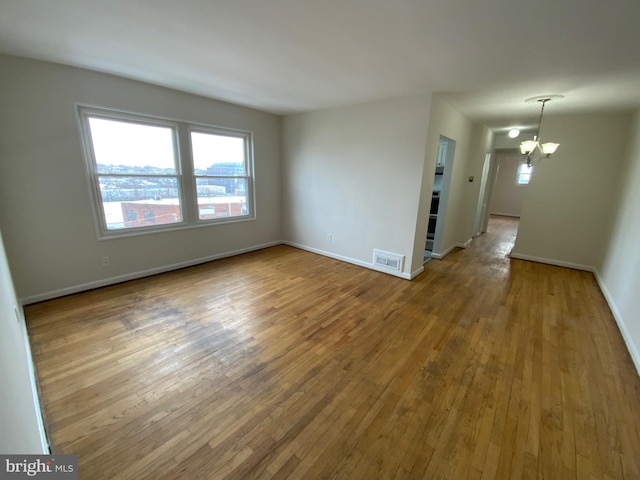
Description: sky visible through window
191,132,244,173
88,118,245,172
89,118,176,171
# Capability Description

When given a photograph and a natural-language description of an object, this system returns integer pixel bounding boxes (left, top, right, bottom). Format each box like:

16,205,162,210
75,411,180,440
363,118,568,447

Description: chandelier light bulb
520,140,538,155
541,142,559,155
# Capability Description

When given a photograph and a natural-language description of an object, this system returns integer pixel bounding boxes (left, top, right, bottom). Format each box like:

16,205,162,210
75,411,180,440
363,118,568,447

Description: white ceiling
1,0,639,129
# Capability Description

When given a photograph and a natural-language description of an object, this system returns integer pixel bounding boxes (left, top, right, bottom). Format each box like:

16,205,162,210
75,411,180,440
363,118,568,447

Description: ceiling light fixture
508,128,520,138
520,95,563,167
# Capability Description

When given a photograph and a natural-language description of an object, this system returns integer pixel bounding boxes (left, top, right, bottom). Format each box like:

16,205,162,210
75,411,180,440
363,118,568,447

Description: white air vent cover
373,249,404,273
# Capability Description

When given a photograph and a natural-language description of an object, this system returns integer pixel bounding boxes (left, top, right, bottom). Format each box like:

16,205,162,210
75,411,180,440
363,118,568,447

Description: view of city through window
191,131,248,221
87,117,249,230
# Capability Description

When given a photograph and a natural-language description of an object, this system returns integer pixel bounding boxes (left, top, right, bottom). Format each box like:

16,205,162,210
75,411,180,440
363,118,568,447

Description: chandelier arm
536,99,549,141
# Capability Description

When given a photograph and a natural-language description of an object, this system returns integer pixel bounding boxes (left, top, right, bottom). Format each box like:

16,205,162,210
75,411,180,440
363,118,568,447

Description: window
190,129,251,221
516,162,532,185
77,106,254,238
83,115,182,231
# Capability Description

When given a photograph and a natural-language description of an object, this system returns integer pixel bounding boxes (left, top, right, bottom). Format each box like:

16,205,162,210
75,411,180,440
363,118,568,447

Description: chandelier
520,95,562,167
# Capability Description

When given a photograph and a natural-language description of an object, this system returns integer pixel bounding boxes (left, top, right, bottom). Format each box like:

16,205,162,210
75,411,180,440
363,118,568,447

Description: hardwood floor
25,216,640,479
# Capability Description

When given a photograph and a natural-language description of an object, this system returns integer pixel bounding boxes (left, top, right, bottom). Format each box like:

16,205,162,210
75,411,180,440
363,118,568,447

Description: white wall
0,227,47,453
512,112,633,270
282,95,431,278
493,130,535,149
598,110,640,373
0,55,282,302
490,151,527,217
414,95,474,263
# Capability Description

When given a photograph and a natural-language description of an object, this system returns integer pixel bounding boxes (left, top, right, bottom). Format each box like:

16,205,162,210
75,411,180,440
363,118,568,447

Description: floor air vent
373,249,404,273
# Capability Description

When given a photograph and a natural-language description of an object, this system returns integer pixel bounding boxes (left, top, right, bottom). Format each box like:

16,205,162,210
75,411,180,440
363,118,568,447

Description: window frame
76,105,256,239
188,125,254,225
515,161,533,186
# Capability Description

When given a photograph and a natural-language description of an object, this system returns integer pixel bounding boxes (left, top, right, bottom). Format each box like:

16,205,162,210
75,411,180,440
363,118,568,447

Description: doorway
489,151,529,218
478,149,526,245
424,135,456,263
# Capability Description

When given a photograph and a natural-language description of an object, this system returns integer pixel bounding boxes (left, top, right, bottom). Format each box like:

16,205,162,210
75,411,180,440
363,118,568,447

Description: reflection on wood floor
26,215,640,479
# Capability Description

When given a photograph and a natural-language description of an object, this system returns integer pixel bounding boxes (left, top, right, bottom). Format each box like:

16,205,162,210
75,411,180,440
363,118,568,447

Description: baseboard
509,252,596,272
456,238,472,249
509,254,639,377
430,242,459,260
593,270,640,376
20,241,282,305
490,212,521,218
410,266,424,279
283,241,413,280
21,240,423,304
20,317,50,453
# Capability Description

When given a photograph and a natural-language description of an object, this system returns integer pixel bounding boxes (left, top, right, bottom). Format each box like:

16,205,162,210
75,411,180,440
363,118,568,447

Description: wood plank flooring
25,216,640,479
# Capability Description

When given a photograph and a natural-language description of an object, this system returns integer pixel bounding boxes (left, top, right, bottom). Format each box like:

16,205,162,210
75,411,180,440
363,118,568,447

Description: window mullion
177,123,197,224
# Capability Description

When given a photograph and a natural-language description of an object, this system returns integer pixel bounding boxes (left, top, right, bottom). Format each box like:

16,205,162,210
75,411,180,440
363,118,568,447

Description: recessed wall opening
425,135,456,263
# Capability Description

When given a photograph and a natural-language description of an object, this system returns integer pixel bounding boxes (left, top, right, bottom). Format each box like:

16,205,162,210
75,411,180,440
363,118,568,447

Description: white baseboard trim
509,254,639,377
20,318,50,453
410,266,425,279
509,252,596,273
22,239,427,304
490,212,521,218
430,242,461,260
593,270,640,376
456,238,472,249
283,241,413,280
20,241,282,305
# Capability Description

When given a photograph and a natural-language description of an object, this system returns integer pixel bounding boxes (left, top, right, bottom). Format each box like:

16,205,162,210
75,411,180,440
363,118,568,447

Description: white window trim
188,125,254,226
515,161,532,186
76,105,256,240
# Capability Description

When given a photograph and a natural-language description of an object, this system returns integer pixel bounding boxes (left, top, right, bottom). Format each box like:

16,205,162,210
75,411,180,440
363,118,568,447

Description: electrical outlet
101,256,110,268
327,234,332,243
